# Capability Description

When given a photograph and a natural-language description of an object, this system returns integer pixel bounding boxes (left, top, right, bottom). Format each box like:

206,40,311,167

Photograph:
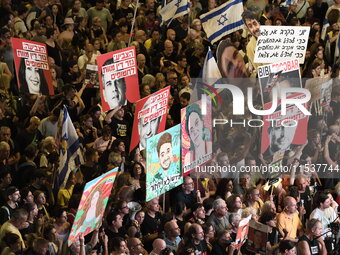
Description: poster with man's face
258,59,301,106
68,168,118,246
146,124,182,201
97,47,140,111
246,221,270,255
260,60,308,162
11,38,53,95
130,87,170,152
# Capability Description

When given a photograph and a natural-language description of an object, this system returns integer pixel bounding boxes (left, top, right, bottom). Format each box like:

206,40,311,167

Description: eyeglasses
133,243,143,248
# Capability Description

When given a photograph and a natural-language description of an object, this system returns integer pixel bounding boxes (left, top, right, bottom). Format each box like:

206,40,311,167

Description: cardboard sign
97,47,140,111
130,87,170,152
234,215,251,249
246,220,270,255
146,124,182,201
261,94,309,158
85,64,99,88
319,79,332,107
258,59,301,106
11,38,53,95
254,26,310,64
181,99,213,175
68,168,118,246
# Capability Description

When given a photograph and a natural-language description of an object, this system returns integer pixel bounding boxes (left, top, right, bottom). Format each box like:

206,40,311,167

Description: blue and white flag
202,47,222,85
54,106,83,192
159,0,190,25
200,0,244,44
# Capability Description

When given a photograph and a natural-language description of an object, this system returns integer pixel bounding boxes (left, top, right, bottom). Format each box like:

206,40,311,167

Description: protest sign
97,46,140,111
130,87,170,152
146,124,182,201
85,64,99,88
68,168,118,246
246,220,270,255
181,99,212,175
258,59,301,106
261,94,309,160
254,26,310,64
319,79,332,107
11,38,53,95
259,59,308,163
234,215,251,249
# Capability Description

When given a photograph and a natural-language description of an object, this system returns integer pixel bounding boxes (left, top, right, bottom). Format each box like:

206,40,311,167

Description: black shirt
140,212,161,236
299,235,320,255
185,240,209,255
176,190,197,210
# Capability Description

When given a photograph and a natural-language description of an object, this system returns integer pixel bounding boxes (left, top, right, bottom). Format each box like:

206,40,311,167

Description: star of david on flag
200,0,244,44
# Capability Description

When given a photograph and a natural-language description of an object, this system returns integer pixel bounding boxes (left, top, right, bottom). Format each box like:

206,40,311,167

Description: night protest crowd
0,0,340,254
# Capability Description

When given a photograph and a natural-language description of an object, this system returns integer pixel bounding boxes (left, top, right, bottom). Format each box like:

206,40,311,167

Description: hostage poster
181,99,212,175
11,38,53,95
146,124,182,201
258,59,308,163
97,46,140,111
130,86,170,152
68,168,118,246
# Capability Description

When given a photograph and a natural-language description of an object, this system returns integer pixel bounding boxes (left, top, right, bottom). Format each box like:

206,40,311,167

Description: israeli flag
159,0,190,25
202,47,222,85
54,106,83,193
200,0,244,44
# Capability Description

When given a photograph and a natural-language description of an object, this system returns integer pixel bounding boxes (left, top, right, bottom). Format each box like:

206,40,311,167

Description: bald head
135,30,146,42
0,141,10,151
152,239,166,254
164,40,173,55
166,29,176,41
28,116,41,132
137,54,146,68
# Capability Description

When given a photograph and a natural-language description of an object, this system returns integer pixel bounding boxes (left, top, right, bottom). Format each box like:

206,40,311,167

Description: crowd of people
0,0,340,254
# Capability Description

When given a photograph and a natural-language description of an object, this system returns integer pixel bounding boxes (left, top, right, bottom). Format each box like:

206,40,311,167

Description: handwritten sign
254,26,310,64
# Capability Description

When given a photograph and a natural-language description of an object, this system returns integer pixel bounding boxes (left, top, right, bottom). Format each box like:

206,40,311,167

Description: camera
328,222,340,235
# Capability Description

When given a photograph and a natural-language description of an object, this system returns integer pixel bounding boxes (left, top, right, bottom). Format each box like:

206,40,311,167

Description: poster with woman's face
68,167,118,246
97,47,140,112
146,124,182,201
181,99,212,175
11,38,53,95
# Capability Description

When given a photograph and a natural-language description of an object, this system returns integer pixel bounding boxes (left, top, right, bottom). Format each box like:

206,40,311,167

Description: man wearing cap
87,0,112,32
0,186,20,225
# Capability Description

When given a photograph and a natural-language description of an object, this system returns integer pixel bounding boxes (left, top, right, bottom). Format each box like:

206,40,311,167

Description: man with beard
184,224,209,255
242,10,262,74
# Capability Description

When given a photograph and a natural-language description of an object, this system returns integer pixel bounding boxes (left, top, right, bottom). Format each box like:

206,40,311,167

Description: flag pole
128,0,140,46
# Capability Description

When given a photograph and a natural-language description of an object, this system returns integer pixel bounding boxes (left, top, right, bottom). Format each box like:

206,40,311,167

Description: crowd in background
0,0,340,254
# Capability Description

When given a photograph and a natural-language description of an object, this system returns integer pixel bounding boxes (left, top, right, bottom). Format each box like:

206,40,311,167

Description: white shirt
310,207,337,238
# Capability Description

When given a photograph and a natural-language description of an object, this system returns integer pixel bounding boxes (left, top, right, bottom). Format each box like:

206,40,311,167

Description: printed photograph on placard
146,124,182,201
246,221,269,255
85,64,99,88
181,99,212,175
130,87,170,152
11,38,54,95
258,59,301,106
97,47,140,111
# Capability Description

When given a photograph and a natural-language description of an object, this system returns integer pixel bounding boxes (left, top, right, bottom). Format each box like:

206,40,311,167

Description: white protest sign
254,26,310,64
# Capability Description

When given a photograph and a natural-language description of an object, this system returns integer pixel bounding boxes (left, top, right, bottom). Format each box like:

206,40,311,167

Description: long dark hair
18,58,49,95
